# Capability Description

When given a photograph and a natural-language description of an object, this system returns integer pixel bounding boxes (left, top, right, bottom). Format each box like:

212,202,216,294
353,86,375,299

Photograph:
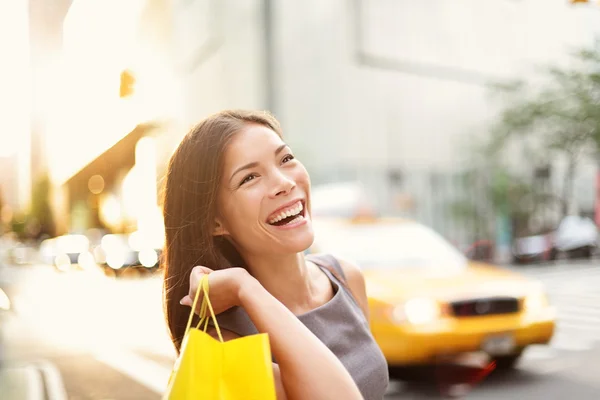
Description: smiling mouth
267,201,306,226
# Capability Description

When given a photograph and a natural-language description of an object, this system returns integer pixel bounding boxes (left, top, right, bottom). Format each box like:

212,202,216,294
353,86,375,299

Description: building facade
167,0,600,247
37,0,600,249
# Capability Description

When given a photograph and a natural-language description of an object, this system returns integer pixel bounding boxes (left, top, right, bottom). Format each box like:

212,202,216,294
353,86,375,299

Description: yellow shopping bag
163,275,277,400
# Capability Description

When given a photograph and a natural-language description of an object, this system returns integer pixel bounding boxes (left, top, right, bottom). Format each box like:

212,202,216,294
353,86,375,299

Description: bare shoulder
335,256,370,322
335,257,365,288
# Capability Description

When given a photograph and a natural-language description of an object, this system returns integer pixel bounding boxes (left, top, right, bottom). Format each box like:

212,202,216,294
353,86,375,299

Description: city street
3,1,600,400
3,260,600,399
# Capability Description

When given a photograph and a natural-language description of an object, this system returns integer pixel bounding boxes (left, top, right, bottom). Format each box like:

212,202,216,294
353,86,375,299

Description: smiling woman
162,110,389,400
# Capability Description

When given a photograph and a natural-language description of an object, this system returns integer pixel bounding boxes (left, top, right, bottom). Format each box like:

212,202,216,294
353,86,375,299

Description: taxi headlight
524,291,549,311
393,298,441,325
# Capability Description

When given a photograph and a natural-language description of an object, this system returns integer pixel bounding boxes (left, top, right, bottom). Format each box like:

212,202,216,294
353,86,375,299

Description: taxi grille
450,297,520,317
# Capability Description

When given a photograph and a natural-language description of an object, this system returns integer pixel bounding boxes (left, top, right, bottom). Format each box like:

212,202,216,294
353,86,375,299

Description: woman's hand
180,266,252,316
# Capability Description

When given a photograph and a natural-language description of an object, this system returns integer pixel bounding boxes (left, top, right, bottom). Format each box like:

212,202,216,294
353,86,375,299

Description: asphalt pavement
2,260,600,399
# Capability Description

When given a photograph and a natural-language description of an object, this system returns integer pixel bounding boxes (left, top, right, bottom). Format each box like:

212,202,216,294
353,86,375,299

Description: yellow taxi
309,217,556,374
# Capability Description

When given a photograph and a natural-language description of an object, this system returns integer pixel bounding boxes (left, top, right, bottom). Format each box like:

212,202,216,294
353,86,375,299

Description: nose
269,170,295,198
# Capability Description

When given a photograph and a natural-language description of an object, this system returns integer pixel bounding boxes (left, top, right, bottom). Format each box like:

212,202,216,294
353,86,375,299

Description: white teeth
268,202,303,224
283,215,304,225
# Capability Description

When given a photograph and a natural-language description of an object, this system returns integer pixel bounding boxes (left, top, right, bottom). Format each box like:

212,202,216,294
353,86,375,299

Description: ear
212,217,230,236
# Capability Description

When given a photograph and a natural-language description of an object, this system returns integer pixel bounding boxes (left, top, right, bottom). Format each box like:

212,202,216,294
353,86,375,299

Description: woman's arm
238,276,362,400
183,267,362,400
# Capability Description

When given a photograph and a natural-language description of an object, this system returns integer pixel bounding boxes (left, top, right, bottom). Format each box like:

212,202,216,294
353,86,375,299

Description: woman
162,110,389,400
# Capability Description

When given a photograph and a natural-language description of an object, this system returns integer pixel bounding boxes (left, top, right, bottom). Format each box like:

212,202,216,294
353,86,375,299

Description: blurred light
401,298,441,325
122,167,141,219
107,252,125,270
39,239,55,262
119,69,136,98
0,288,11,311
56,235,90,254
101,234,119,251
128,231,142,251
77,251,96,270
139,248,158,268
100,195,122,228
134,137,159,235
88,175,105,194
93,246,107,264
54,254,72,272
12,247,27,264
391,304,406,323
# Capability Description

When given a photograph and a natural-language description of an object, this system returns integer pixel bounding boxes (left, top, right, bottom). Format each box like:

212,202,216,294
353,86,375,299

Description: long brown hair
161,110,283,353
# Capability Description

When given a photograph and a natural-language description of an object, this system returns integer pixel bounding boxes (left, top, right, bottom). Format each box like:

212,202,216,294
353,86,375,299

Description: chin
278,230,315,254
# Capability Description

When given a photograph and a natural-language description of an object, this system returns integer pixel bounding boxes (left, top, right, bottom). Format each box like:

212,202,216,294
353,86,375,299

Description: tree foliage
29,172,56,239
487,38,600,218
450,39,600,241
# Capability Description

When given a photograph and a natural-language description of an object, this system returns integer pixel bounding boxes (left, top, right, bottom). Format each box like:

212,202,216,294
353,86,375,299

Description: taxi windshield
314,222,468,270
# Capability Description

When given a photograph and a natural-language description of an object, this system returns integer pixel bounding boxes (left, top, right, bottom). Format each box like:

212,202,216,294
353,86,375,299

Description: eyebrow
229,144,288,183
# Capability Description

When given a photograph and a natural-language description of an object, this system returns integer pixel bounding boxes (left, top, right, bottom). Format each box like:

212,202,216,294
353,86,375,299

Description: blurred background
2,0,600,399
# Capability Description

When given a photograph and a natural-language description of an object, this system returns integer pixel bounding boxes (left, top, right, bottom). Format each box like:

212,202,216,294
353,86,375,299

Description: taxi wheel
493,353,522,370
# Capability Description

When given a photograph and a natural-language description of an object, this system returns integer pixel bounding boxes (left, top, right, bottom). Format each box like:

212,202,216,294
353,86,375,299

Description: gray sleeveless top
212,254,389,400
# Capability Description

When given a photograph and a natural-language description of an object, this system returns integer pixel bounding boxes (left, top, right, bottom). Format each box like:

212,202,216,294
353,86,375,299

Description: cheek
221,191,263,232
292,163,310,186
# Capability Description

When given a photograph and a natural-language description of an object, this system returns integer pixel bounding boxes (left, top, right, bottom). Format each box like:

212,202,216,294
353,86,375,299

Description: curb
0,360,67,400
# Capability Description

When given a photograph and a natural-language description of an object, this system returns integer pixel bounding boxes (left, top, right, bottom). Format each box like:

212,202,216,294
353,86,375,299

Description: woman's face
215,124,314,256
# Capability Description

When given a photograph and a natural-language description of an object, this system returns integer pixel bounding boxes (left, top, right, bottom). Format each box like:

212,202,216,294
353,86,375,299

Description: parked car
39,234,95,272
94,230,163,276
512,233,555,265
464,240,495,263
553,215,598,259
309,217,556,379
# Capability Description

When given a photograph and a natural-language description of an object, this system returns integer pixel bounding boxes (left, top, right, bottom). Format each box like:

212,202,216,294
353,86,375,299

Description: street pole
596,157,600,228
263,0,276,115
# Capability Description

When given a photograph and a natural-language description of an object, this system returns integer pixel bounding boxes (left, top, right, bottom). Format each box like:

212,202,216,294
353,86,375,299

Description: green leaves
488,38,600,160
482,37,600,228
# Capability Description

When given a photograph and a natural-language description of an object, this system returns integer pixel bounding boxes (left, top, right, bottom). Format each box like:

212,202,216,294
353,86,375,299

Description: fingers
180,292,204,312
180,295,192,307
180,265,213,308
192,265,214,276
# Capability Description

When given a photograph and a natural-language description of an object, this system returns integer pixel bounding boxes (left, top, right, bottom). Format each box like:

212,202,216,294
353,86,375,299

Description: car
94,230,163,277
512,233,556,265
39,234,96,272
553,215,598,259
309,217,556,378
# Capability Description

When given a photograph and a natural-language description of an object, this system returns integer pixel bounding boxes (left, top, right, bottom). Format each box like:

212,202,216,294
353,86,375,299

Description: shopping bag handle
183,274,224,342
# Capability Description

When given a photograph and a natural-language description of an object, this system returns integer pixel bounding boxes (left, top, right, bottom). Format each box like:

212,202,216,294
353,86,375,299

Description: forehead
224,124,284,165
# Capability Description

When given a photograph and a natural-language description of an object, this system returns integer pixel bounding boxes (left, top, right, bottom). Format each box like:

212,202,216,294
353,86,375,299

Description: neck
243,252,318,314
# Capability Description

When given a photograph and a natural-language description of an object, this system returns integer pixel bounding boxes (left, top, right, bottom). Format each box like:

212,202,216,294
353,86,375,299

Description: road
2,261,600,399
386,261,600,399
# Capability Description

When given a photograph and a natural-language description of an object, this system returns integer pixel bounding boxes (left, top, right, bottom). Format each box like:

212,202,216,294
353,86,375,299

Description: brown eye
282,154,295,163
240,173,257,186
